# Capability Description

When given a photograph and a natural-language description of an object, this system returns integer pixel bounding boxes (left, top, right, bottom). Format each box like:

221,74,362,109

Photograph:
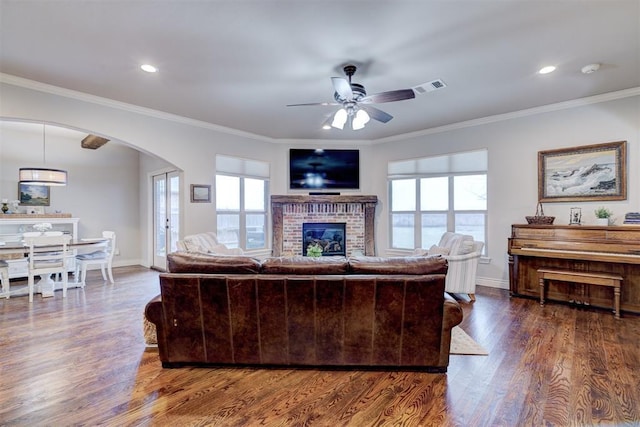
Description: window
388,150,487,251
216,155,270,250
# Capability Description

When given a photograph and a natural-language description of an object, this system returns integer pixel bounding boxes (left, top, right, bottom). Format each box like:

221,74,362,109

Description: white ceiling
1,1,638,141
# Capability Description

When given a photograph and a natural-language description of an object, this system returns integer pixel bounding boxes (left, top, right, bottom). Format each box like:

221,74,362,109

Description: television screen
289,149,359,190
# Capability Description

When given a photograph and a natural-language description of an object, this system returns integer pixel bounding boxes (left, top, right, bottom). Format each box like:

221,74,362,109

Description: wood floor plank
1,266,639,425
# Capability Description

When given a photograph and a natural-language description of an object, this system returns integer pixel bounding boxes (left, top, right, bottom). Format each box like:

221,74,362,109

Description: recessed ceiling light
322,124,331,130
140,64,158,73
538,65,556,75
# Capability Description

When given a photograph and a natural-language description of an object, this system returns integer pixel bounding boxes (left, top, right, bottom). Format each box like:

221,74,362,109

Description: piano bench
537,268,622,319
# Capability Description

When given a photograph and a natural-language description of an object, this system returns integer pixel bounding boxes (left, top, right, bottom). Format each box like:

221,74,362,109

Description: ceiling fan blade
286,102,339,107
361,89,415,104
360,105,393,123
331,77,353,100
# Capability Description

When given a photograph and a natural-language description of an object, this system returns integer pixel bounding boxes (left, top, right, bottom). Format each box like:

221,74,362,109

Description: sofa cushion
167,252,261,274
261,256,349,274
348,255,448,275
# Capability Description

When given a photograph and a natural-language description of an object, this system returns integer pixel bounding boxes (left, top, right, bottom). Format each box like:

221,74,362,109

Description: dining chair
25,230,69,282
75,231,116,286
0,259,9,299
25,234,73,303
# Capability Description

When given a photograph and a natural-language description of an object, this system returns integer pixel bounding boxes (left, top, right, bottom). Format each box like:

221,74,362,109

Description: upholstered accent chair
176,231,244,255
415,232,484,301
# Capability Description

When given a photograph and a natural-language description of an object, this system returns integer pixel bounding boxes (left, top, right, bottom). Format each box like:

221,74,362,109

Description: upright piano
508,224,640,314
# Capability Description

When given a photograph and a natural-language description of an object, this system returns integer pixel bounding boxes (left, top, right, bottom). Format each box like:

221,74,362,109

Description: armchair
415,232,484,301
176,232,244,255
442,240,484,301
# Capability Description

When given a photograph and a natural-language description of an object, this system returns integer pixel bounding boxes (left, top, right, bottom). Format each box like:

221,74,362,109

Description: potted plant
594,207,613,226
306,243,323,257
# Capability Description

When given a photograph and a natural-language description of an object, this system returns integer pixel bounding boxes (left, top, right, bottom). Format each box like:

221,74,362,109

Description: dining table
0,237,109,298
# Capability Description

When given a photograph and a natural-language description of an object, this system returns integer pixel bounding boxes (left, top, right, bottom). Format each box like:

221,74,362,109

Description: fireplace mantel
271,195,378,257
271,195,378,205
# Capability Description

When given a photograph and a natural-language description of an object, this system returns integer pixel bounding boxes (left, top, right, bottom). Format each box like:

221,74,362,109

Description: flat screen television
289,149,359,190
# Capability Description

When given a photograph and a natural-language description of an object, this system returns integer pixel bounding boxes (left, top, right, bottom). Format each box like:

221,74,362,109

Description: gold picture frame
190,184,211,203
538,141,627,203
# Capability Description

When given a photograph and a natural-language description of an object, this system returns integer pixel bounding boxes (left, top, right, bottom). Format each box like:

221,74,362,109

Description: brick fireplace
271,195,378,257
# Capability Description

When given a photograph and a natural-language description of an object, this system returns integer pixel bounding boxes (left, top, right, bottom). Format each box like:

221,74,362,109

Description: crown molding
3,73,638,146
0,73,273,143
376,87,640,144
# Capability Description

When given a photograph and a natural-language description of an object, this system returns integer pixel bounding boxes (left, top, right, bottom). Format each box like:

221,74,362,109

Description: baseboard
477,276,509,290
82,258,145,270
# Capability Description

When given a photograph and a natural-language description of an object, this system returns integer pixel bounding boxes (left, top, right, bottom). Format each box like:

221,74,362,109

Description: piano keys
508,224,640,314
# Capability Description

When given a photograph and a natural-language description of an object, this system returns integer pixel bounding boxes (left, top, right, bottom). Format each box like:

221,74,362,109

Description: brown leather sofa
145,253,463,372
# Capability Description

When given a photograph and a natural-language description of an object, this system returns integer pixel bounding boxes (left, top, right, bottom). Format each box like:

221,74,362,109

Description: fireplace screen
302,222,346,256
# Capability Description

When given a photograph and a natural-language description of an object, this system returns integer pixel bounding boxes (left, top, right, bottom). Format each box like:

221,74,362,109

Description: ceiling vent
412,79,447,95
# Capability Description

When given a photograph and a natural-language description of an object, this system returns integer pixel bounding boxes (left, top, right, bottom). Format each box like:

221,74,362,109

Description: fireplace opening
302,222,346,256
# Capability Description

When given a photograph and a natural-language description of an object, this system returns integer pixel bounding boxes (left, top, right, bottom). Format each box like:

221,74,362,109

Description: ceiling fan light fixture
352,109,370,130
287,64,413,130
331,108,348,129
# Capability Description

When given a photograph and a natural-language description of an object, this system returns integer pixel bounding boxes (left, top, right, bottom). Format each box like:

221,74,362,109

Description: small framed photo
190,184,211,203
19,183,50,206
569,207,582,225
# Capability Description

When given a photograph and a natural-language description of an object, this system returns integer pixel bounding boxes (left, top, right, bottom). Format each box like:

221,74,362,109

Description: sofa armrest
144,295,169,360
438,293,464,368
443,293,464,330
144,294,163,324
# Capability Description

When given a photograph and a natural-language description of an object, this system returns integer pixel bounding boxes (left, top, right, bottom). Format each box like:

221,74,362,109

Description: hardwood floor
1,266,639,426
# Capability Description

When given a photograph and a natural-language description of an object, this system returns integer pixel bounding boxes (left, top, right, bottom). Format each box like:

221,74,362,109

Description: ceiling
1,1,638,141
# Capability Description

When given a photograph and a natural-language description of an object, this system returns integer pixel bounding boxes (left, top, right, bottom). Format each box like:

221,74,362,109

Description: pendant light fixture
19,123,68,186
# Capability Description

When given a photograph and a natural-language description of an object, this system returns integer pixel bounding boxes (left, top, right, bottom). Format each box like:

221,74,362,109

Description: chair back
102,231,116,261
25,234,73,272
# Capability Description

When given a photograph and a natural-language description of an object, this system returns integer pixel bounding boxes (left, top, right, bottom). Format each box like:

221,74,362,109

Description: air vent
412,79,447,95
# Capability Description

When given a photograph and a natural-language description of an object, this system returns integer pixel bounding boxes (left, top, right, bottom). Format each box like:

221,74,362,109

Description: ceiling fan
287,65,416,130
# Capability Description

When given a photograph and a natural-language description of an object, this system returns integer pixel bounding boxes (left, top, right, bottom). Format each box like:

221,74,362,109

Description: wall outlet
114,248,120,256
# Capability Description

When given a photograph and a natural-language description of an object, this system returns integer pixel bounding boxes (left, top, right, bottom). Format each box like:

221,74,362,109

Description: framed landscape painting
19,183,51,206
538,141,627,203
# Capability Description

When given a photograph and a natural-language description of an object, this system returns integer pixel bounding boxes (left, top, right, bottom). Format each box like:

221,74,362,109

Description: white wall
372,94,640,287
0,124,150,267
0,81,282,267
2,77,638,286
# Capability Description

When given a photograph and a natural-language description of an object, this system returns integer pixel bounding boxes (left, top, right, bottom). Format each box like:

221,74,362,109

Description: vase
595,218,609,226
